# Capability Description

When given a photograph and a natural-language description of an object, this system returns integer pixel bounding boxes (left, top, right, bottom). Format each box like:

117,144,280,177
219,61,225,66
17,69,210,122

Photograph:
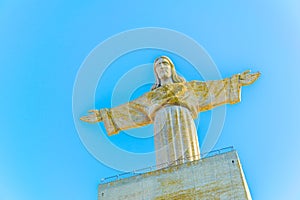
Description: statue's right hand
80,109,103,123
238,70,261,86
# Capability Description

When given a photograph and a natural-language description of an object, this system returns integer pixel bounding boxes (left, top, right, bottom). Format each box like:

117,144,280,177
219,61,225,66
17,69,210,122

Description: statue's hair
151,56,186,91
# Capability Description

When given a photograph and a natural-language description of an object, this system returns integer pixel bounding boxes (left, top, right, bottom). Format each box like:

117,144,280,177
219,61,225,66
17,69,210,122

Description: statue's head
151,56,186,90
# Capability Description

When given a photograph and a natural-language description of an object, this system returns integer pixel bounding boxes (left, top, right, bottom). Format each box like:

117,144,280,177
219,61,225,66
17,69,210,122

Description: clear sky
1,1,300,200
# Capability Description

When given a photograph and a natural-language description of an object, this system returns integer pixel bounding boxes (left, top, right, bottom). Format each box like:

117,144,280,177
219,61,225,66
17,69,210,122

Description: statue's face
155,58,172,80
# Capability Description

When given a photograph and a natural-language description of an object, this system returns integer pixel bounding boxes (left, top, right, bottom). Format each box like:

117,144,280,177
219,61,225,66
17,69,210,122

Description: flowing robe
99,75,241,167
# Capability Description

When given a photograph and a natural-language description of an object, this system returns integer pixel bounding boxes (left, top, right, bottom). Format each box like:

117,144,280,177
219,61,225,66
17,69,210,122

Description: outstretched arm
190,70,260,112
80,92,153,136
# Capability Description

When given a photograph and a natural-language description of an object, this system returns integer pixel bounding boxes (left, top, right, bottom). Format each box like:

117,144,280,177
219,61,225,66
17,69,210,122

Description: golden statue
81,56,260,167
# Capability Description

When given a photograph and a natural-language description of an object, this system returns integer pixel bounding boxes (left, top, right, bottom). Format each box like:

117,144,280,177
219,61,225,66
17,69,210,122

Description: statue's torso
147,82,199,119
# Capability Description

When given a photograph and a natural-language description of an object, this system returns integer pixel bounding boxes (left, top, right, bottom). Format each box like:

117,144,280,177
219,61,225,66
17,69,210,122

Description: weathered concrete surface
98,151,252,200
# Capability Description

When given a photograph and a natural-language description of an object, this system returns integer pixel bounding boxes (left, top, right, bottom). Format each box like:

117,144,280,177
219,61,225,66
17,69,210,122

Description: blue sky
1,1,300,199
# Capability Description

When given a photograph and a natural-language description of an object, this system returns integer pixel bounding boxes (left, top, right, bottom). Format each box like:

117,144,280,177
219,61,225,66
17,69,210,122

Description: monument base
98,150,252,200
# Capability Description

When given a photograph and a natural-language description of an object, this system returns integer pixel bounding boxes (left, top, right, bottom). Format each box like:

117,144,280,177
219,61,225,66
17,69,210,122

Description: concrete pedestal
98,150,252,200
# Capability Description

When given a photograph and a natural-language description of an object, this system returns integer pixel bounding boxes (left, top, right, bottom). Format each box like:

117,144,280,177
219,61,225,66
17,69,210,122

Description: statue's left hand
80,109,103,123
239,70,261,86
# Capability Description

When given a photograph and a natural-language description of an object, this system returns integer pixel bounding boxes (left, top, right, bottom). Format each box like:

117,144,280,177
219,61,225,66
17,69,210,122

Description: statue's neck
160,78,173,86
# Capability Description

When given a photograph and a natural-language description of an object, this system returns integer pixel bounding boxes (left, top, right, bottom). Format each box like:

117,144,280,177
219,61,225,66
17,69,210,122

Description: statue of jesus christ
81,56,260,167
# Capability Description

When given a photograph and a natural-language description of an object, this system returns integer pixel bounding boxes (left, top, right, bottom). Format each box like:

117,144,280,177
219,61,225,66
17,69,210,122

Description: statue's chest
149,84,193,104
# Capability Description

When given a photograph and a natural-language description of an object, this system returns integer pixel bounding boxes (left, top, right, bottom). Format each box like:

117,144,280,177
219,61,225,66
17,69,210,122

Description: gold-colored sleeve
189,74,241,112
99,94,152,136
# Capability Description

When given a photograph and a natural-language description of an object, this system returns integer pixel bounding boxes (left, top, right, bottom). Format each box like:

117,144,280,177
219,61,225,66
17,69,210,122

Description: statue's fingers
88,116,98,122
81,116,97,123
80,116,89,122
242,70,251,75
249,74,260,84
88,109,97,113
252,72,261,80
